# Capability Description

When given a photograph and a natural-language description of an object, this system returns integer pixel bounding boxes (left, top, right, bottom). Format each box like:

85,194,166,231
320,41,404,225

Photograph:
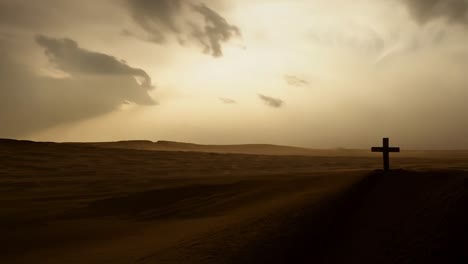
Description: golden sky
1,0,467,149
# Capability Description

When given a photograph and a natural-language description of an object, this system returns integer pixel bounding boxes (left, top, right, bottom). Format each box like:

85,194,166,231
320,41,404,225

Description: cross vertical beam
383,138,389,171
371,138,400,171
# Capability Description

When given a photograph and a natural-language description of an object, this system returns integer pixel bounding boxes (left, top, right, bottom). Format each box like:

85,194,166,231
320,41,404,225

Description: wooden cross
371,138,400,171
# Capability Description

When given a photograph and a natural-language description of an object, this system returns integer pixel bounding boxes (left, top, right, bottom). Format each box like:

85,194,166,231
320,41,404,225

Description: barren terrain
0,139,466,263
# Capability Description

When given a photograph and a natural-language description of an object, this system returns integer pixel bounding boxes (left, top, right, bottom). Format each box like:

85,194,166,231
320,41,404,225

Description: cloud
36,35,154,90
191,3,241,57
258,94,284,108
309,23,385,54
402,0,468,25
0,37,156,137
127,0,240,57
284,75,309,87
219,97,237,104
127,0,184,43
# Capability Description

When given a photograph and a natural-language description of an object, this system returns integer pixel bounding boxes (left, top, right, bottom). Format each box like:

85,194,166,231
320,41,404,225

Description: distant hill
75,140,468,158
2,138,468,158
73,140,370,157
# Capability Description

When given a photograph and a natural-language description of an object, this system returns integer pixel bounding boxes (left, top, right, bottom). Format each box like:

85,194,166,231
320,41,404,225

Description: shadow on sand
221,170,466,264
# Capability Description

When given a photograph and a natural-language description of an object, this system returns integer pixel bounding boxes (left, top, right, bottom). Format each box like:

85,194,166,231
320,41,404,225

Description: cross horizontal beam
371,147,400,153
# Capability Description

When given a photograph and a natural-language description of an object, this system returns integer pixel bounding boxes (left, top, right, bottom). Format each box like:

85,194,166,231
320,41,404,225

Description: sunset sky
1,0,467,149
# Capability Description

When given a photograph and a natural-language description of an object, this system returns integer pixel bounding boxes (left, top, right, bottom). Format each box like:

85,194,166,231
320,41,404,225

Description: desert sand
0,139,466,263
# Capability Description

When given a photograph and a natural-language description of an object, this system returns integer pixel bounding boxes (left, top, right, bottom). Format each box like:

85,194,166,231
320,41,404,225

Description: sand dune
0,139,466,263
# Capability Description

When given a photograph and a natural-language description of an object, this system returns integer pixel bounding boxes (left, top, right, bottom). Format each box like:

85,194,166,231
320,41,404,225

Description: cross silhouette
371,138,400,171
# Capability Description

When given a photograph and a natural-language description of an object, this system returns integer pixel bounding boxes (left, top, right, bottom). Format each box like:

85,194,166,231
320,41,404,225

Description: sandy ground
0,139,466,263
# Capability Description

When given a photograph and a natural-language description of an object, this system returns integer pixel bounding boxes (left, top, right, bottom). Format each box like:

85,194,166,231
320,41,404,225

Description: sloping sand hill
0,139,466,263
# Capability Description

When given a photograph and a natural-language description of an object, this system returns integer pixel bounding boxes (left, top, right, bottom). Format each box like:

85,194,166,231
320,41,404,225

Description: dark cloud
258,94,284,108
0,37,155,137
127,0,240,57
36,35,154,90
284,75,309,87
219,97,236,104
127,0,184,43
191,3,241,57
402,0,468,25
